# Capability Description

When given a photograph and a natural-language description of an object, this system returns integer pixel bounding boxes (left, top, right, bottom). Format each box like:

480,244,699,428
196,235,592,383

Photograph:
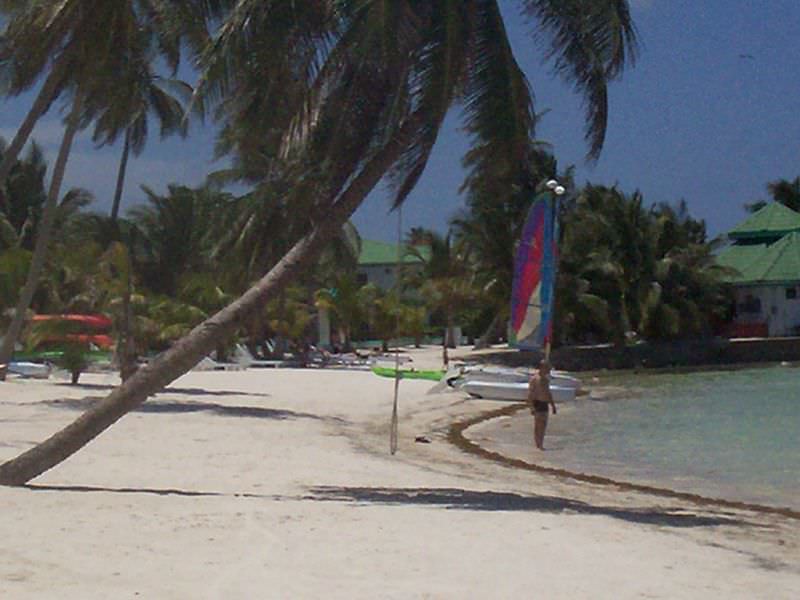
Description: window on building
738,295,761,314
786,287,798,300
357,273,368,285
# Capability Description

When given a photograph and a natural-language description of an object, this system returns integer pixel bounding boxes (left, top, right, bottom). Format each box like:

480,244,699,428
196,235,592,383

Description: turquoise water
538,366,800,509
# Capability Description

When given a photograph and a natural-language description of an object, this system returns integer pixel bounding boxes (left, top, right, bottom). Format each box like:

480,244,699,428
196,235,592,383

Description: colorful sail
510,194,558,350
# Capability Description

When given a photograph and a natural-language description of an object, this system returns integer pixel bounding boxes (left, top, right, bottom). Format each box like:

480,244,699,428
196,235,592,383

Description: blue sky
2,0,800,243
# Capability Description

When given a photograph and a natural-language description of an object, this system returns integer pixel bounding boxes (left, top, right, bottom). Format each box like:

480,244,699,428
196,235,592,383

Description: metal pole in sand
390,206,403,455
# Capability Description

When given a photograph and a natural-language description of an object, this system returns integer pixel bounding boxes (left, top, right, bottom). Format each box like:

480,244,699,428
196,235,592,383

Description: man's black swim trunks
533,400,549,413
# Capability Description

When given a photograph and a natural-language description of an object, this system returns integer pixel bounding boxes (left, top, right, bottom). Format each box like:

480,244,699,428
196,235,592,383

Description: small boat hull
460,379,576,403
8,361,51,379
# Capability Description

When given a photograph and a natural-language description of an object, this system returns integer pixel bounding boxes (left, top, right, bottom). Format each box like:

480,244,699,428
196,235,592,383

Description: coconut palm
0,0,202,185
0,140,92,328
0,0,204,375
88,51,192,221
406,230,478,348
0,1,637,484
767,177,800,212
556,186,728,344
0,94,88,374
315,273,368,352
0,139,48,250
127,184,232,297
558,185,657,344
452,147,565,347
745,177,800,213
639,207,730,340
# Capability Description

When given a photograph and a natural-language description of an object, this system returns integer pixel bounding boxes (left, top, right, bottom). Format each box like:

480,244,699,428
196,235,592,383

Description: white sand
1,351,798,599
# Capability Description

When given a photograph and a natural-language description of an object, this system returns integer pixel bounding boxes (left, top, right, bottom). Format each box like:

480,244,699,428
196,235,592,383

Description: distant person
528,359,557,450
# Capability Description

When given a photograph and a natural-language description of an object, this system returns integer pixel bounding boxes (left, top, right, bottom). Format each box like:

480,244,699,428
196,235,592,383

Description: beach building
717,202,800,337
318,239,429,348
356,239,427,291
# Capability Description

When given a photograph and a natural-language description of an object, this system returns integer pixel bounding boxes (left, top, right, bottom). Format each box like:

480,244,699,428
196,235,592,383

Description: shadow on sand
305,485,751,529
51,382,270,398
40,397,324,421
24,483,275,499
20,483,756,530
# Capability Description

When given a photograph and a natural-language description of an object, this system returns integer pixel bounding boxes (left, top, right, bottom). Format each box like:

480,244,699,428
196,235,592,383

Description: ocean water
534,366,800,509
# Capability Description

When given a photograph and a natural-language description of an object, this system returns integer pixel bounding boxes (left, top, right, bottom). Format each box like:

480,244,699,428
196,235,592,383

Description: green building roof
718,232,800,285
358,239,429,266
728,202,800,241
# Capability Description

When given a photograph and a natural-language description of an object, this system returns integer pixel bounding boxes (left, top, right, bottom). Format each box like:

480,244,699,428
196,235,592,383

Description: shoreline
448,402,800,520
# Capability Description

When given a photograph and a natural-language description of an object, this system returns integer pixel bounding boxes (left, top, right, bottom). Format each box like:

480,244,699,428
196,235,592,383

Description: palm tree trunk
445,314,457,348
0,92,84,380
474,312,503,350
0,115,419,485
119,248,138,382
109,128,131,222
0,63,66,187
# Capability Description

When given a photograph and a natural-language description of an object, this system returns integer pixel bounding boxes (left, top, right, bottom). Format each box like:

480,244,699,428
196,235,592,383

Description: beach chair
192,356,245,371
232,344,285,368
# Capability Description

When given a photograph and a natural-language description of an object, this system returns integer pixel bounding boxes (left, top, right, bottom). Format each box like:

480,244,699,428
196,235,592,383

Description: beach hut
356,239,427,291
717,203,800,337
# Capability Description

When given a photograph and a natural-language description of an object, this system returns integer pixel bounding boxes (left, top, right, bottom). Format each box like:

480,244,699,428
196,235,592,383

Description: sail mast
510,179,565,352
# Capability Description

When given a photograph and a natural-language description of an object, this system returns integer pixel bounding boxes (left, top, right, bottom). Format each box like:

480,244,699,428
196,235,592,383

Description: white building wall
734,284,800,336
357,264,424,291
357,264,399,291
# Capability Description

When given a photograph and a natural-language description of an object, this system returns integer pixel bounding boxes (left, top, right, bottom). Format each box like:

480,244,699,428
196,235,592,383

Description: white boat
445,365,579,402
7,361,51,379
459,379,576,403
452,365,579,388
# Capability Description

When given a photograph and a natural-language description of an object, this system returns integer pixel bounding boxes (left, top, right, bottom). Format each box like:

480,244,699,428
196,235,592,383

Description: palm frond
520,0,637,159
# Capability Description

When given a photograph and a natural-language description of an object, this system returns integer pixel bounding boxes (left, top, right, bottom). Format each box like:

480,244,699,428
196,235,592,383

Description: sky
2,0,800,244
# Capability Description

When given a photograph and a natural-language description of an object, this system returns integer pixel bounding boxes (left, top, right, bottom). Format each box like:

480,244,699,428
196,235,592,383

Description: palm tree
127,184,231,297
0,140,93,331
314,273,368,352
407,230,478,348
0,0,201,185
0,139,48,250
452,146,564,347
745,176,800,213
88,52,192,221
767,177,800,212
0,93,87,373
639,206,730,340
0,0,203,375
0,1,637,485
556,186,728,345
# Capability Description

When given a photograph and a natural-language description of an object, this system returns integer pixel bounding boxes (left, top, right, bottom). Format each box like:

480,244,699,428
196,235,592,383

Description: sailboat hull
460,379,576,403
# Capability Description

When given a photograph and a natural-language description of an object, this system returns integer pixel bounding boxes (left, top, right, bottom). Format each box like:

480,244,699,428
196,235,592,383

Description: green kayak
371,366,444,381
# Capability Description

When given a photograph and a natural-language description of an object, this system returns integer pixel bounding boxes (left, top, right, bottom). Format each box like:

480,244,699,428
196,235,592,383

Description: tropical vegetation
0,1,644,484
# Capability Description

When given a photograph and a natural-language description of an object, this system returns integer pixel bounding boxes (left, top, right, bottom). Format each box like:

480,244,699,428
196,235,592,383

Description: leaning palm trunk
119,248,138,382
0,63,67,187
473,312,503,350
109,128,131,222
0,118,415,485
0,92,83,380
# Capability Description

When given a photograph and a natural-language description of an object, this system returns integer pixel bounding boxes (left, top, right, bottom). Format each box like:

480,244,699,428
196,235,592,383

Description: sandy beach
1,349,798,599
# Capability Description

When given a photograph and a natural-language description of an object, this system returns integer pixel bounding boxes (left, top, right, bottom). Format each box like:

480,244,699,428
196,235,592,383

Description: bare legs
534,412,548,450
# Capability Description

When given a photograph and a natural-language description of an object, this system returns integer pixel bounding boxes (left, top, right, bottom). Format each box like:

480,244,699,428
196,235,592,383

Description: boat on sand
444,365,579,403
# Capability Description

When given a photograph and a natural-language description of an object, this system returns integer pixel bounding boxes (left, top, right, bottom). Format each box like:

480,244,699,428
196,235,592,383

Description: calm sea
491,366,799,509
